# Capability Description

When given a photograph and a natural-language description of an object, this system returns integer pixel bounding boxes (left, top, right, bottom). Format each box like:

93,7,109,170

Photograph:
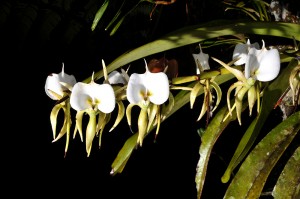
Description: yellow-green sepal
109,100,125,132
86,110,97,157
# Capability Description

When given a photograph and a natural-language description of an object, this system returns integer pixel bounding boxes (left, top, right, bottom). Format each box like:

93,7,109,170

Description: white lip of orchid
192,43,210,74
233,39,260,66
126,60,170,105
245,40,281,82
70,77,116,113
45,63,76,100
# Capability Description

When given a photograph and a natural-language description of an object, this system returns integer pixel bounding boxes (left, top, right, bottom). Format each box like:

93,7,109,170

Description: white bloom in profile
126,60,169,106
232,39,260,66
45,63,76,100
107,68,129,85
245,40,280,82
70,74,116,113
192,43,210,74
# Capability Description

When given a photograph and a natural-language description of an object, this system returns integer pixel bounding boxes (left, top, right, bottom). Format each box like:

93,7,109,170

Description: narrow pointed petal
126,103,136,131
154,106,162,140
235,87,249,125
190,82,203,109
161,92,175,120
74,111,84,141
212,57,247,82
227,81,244,116
50,104,63,139
96,111,106,133
137,108,148,146
147,104,159,132
52,110,69,142
247,85,257,116
197,91,208,121
86,111,97,157
109,101,125,132
210,80,222,113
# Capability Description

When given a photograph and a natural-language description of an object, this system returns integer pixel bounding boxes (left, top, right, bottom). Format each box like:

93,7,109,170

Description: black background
2,0,299,198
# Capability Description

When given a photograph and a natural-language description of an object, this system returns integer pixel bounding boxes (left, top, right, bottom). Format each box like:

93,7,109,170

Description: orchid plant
45,0,300,198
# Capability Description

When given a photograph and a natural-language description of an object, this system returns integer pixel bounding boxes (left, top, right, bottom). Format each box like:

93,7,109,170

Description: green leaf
111,133,138,175
91,0,109,31
83,20,300,83
195,100,248,199
223,111,300,199
272,146,300,199
221,59,300,183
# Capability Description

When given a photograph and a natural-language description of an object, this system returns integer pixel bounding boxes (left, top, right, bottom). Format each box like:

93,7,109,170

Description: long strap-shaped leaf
272,146,300,198
223,111,300,199
84,20,300,83
195,100,248,199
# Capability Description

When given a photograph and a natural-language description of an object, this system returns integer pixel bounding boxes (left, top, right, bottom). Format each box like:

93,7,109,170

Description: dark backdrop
2,1,299,199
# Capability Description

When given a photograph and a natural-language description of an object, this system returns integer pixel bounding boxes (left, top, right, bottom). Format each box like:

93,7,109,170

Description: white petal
127,73,147,104
192,52,210,74
70,82,116,113
256,49,280,82
245,47,261,79
233,40,260,66
45,74,64,100
145,71,169,105
70,82,92,111
95,84,116,113
45,69,76,100
108,71,126,85
233,43,249,65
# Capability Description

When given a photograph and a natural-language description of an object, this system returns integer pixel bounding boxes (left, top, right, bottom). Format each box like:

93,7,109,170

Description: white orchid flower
45,63,76,100
245,40,280,82
192,43,210,74
45,63,76,156
232,39,260,66
70,79,116,113
126,59,170,146
70,71,116,157
213,39,281,125
126,61,169,106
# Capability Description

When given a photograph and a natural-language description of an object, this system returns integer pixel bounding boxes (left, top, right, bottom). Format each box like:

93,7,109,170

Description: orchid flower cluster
45,38,285,156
